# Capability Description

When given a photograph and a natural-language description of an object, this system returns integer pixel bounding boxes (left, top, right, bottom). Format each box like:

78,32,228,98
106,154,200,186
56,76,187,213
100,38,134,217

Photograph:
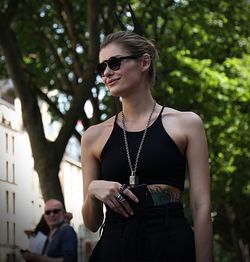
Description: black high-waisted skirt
89,203,195,261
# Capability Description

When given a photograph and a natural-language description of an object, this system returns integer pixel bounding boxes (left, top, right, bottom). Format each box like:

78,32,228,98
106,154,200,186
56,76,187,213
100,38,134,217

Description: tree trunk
0,14,65,203
0,0,101,205
35,150,64,204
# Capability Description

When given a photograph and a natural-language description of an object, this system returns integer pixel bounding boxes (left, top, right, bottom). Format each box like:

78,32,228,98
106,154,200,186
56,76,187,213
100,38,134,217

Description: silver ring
115,193,126,202
119,184,128,194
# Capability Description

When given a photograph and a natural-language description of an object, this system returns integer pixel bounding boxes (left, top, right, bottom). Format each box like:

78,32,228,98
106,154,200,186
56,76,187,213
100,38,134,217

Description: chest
100,121,186,185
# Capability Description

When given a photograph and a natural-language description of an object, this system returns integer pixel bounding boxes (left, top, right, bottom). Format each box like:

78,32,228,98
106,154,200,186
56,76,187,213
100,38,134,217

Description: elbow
86,223,101,233
83,216,102,233
192,201,211,212
82,206,103,233
191,201,212,221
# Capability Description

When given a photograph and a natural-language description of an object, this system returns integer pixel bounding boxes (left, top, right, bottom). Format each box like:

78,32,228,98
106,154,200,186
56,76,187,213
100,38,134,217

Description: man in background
22,199,78,262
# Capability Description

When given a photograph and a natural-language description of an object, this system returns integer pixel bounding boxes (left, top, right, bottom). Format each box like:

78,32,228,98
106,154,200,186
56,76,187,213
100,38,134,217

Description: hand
89,180,139,217
64,211,73,223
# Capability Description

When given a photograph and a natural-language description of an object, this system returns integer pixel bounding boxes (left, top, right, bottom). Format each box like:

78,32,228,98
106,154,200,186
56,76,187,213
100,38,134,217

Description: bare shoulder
81,116,116,160
163,107,204,129
81,116,115,146
159,106,205,153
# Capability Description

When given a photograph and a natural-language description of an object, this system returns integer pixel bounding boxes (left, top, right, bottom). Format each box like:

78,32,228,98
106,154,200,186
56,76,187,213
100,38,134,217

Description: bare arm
186,113,213,262
81,125,139,232
81,127,104,232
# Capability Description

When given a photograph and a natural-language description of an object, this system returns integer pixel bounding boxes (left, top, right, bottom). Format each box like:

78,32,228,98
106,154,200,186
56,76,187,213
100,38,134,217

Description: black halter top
100,107,186,191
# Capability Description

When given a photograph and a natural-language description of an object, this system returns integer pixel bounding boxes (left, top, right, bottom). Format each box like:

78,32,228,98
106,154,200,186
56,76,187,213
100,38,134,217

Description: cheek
124,64,141,78
124,69,141,85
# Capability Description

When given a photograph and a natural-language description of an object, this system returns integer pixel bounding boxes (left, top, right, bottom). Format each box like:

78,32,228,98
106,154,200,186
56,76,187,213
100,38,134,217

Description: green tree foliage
173,54,250,261
0,0,102,203
128,0,250,260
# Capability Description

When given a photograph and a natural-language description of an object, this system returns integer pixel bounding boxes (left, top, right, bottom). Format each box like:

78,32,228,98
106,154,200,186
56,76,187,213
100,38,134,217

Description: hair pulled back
100,31,158,86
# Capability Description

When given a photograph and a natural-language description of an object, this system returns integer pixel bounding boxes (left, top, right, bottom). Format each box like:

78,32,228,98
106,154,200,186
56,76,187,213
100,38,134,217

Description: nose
102,64,114,77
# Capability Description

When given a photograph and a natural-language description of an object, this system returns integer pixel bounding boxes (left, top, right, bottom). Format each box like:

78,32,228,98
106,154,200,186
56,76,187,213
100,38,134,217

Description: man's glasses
44,209,62,215
96,54,144,77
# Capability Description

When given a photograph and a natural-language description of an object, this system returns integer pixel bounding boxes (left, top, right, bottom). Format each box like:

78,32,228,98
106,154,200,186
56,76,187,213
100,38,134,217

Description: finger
119,183,128,194
123,188,139,203
114,193,132,217
107,199,128,217
113,198,130,217
115,193,134,215
113,193,130,217
106,199,120,213
119,199,134,215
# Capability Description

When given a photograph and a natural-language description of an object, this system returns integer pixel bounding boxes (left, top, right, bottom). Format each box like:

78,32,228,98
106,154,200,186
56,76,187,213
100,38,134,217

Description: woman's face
99,43,144,97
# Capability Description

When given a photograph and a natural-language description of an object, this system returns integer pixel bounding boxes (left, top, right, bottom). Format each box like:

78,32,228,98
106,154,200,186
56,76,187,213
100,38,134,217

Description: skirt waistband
105,202,184,222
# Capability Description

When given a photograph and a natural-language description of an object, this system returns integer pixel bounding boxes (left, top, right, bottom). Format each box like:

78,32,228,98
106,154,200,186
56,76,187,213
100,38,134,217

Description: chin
108,88,122,97
109,91,120,97
109,86,129,97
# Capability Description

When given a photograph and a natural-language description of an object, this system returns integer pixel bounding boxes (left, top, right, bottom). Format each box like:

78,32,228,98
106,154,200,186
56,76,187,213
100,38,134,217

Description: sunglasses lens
45,209,61,215
96,63,107,76
108,57,121,71
96,57,122,76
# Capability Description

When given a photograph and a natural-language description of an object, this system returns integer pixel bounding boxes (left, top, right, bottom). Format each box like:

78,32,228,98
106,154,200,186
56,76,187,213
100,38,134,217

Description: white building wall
0,98,99,262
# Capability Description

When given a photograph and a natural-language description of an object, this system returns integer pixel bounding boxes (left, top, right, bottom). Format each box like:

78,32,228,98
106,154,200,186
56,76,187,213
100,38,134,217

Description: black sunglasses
44,208,62,215
96,53,144,77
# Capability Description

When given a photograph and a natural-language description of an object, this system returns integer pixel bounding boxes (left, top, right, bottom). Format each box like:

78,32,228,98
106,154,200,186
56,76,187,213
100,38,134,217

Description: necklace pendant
123,101,156,188
129,173,138,187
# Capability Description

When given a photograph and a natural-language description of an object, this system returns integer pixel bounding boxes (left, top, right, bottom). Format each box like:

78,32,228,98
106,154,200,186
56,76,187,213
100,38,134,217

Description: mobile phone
123,184,154,211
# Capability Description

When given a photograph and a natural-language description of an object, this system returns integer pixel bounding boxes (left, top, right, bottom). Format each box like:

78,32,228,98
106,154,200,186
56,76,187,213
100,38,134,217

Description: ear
141,53,151,72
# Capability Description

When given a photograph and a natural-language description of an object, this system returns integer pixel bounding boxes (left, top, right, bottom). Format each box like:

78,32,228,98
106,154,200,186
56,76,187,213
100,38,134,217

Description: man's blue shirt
46,223,78,262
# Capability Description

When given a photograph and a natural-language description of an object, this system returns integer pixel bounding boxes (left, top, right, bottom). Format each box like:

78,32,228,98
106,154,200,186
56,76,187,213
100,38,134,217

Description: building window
5,133,8,153
12,164,15,183
13,223,16,245
11,135,15,155
12,193,15,214
6,161,9,181
6,221,9,244
6,191,9,213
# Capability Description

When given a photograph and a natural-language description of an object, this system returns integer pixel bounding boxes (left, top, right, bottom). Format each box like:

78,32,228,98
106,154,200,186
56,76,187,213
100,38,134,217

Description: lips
106,78,119,85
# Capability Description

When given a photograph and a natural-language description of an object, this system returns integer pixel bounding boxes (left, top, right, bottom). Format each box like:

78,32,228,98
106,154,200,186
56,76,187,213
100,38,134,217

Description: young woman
81,31,212,261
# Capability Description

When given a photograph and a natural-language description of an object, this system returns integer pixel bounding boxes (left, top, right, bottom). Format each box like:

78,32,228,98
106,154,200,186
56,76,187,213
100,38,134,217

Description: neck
121,97,156,120
121,100,156,132
49,221,64,231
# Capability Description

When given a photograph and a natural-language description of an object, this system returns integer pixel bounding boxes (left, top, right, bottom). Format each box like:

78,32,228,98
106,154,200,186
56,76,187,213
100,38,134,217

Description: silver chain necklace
122,101,156,187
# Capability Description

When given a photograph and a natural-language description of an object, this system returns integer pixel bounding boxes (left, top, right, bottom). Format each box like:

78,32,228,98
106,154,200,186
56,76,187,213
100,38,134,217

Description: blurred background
0,0,249,261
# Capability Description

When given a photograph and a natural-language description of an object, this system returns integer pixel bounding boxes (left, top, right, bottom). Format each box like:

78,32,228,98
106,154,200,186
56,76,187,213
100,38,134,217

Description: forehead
99,43,128,62
45,200,62,210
